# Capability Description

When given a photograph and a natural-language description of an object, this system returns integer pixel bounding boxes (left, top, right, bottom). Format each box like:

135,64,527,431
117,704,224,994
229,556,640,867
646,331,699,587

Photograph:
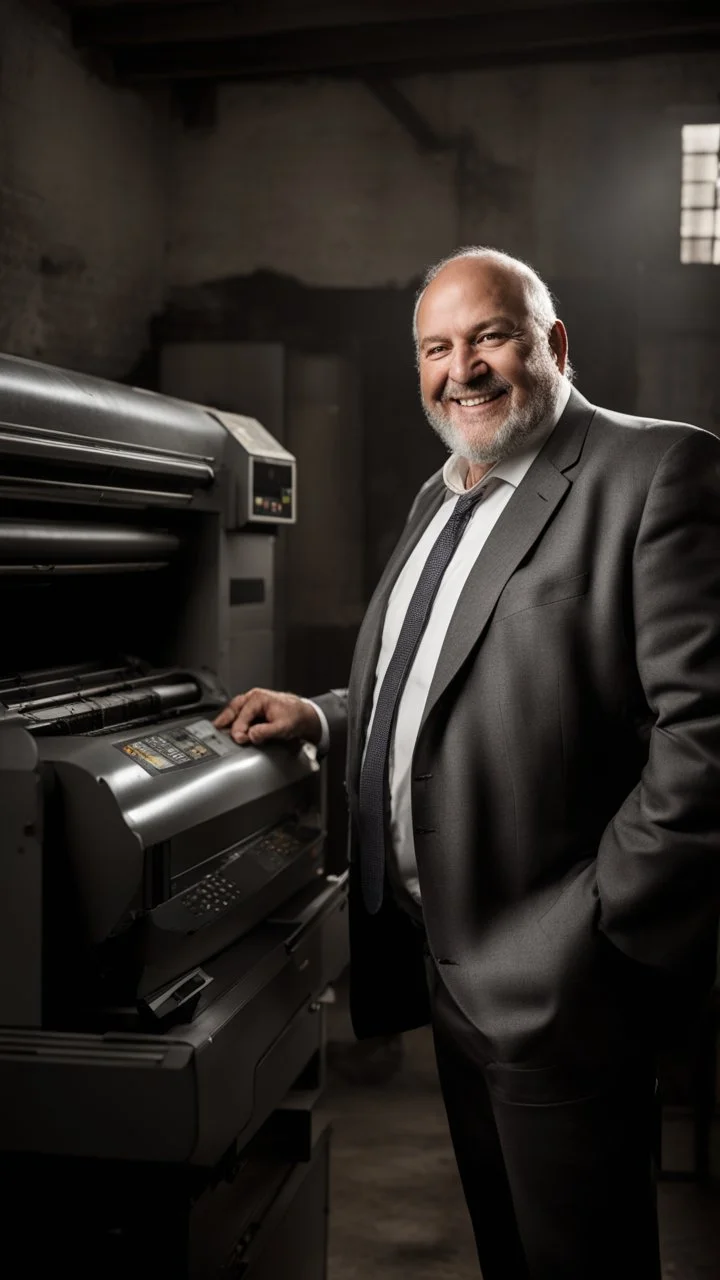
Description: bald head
414,247,569,476
413,247,560,349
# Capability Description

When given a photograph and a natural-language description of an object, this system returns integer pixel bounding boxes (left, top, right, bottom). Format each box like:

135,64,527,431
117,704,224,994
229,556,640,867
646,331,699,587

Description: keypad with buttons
158,824,321,932
180,872,244,919
253,827,304,872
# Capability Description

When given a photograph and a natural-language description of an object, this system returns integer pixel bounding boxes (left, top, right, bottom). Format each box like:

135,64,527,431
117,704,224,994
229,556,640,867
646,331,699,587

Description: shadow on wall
153,265,659,592
155,268,447,601
148,264,720,635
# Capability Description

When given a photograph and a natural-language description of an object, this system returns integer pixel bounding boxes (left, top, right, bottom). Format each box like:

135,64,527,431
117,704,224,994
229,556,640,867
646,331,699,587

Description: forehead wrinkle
417,263,530,342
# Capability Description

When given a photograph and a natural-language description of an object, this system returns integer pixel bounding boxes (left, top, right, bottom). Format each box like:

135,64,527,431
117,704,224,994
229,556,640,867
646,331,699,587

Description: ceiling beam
72,4,720,82
364,77,448,153
71,0,487,45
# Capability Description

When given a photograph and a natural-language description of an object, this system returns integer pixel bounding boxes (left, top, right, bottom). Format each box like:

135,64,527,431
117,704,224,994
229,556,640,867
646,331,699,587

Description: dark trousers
427,958,661,1280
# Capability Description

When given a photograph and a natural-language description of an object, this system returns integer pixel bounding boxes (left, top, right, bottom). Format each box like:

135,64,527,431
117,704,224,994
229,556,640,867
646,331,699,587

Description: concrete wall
166,49,720,624
0,7,716,709
168,50,720,425
0,0,167,378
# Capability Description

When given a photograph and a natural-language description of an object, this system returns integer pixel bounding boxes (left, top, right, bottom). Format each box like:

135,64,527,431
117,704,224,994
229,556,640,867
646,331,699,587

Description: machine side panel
0,729,43,1026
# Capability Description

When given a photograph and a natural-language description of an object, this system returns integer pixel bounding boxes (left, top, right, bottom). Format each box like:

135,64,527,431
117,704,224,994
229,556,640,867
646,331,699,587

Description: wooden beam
83,5,720,83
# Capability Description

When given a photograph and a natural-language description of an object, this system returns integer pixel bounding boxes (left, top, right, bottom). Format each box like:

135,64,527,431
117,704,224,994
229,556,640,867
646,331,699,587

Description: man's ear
549,320,569,375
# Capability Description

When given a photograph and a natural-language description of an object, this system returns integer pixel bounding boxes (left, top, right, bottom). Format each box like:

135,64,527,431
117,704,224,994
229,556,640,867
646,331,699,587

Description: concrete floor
322,985,720,1280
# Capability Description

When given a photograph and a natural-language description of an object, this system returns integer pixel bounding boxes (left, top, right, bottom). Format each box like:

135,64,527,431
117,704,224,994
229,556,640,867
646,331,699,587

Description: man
215,248,720,1280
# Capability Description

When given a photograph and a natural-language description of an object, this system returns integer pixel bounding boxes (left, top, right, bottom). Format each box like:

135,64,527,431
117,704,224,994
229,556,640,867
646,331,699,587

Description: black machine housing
0,354,348,1277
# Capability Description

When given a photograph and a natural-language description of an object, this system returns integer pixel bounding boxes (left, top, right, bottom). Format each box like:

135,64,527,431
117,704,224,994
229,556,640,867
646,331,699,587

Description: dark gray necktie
358,483,489,914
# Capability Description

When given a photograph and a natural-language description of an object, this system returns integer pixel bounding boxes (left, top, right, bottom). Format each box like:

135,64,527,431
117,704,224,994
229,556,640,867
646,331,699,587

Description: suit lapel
418,387,595,735
348,387,596,786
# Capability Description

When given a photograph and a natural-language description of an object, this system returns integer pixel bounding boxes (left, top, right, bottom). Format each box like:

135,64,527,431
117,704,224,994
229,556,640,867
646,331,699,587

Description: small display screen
252,461,294,520
116,719,235,776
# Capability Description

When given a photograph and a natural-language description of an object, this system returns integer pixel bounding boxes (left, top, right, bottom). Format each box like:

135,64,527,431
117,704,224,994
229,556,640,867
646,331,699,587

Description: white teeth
457,394,499,406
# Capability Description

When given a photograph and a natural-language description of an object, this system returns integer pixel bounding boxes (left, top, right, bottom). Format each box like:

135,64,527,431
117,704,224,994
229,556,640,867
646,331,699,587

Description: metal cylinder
0,519,180,566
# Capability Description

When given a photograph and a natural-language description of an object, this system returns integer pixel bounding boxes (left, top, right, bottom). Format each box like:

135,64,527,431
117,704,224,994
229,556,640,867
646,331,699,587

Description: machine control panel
208,408,297,527
180,872,245,919
253,826,306,871
153,823,321,937
251,459,294,522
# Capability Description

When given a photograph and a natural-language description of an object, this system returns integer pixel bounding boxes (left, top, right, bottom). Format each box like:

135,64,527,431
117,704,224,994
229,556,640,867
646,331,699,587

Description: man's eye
426,345,447,357
478,332,506,343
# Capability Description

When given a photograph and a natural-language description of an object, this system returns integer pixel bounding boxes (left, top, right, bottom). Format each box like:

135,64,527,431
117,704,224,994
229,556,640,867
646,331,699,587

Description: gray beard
423,354,563,466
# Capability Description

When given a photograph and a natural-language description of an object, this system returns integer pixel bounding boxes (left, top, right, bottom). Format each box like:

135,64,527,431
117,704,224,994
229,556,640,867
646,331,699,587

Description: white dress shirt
311,377,572,911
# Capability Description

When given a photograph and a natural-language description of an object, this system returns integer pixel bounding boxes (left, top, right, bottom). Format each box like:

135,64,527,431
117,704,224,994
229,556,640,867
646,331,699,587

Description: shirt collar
442,376,572,496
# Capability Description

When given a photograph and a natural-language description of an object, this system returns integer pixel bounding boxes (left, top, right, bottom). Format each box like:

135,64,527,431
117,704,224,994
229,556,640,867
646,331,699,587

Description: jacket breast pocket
494,572,589,622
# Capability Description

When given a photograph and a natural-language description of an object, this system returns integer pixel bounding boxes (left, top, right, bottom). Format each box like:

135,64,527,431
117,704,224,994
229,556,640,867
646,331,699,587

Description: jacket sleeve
597,427,720,973
308,688,348,760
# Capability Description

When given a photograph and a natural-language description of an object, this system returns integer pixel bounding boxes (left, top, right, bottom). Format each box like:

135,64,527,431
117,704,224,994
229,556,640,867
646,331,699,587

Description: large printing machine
0,353,348,1277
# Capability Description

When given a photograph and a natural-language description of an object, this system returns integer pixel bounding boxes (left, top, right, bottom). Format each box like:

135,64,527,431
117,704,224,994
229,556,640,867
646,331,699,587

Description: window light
680,125,720,264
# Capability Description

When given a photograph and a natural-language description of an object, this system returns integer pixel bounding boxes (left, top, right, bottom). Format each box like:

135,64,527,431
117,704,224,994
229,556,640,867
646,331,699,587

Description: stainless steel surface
21,679,201,730
0,352,229,507
0,518,180,564
0,350,342,1236
210,409,295,529
27,696,320,946
39,721,319,849
1,665,201,714
0,473,199,506
0,352,225,464
0,561,172,575
0,420,215,484
160,338,292,691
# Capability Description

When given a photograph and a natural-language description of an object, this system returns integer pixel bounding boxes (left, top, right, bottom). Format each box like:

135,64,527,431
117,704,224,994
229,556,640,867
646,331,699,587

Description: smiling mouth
453,389,508,408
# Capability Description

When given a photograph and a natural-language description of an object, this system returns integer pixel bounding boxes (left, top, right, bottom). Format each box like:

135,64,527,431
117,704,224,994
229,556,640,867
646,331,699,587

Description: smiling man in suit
215,247,720,1280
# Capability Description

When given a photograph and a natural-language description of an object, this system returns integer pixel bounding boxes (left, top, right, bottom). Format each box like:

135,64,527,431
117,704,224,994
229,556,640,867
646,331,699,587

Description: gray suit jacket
315,387,720,1065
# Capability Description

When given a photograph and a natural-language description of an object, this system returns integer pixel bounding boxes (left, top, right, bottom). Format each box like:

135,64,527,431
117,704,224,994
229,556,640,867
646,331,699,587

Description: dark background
1,0,719,699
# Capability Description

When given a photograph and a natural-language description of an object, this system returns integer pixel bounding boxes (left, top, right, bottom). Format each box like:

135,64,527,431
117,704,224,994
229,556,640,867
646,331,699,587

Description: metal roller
0,518,181,568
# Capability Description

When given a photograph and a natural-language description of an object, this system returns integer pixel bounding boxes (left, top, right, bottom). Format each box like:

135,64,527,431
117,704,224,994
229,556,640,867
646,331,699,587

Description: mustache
441,375,511,403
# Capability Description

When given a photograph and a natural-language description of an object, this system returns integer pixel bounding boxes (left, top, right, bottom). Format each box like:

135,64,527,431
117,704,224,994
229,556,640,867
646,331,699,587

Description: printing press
0,353,348,1277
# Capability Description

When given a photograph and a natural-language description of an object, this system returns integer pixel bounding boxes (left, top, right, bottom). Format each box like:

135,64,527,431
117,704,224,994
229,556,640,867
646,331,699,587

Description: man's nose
448,344,489,385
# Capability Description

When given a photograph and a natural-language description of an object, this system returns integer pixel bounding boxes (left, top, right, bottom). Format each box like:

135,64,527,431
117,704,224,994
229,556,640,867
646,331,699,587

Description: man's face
416,260,567,465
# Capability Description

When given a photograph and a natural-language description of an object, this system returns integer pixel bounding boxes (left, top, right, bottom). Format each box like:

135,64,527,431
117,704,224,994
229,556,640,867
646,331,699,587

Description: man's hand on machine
213,689,322,747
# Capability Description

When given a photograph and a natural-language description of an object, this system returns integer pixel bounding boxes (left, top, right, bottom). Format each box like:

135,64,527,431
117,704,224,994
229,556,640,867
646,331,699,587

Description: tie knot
454,483,487,519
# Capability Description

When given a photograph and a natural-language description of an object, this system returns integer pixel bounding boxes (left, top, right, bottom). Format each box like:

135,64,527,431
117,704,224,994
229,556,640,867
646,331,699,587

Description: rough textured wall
166,49,720,614
169,52,719,283
0,0,167,377
168,51,720,425
168,76,453,292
